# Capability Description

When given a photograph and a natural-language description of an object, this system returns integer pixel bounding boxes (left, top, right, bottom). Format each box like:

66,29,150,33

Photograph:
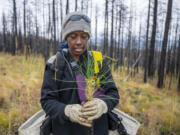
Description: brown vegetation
0,53,180,135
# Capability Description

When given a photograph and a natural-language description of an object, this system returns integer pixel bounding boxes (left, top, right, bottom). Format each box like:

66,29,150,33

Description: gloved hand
81,98,108,121
64,104,92,127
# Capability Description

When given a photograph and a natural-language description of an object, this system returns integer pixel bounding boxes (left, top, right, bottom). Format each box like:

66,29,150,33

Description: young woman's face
67,31,89,61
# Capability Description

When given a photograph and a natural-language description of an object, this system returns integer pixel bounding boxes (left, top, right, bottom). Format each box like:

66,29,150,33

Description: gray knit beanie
62,12,91,41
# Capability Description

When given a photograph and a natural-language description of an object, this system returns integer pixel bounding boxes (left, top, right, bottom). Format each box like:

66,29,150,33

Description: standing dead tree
2,13,8,52
110,0,115,59
75,0,78,11
177,35,180,90
148,0,158,78
103,0,109,55
144,0,151,83
23,0,29,58
95,5,98,50
66,0,69,15
12,0,18,55
126,0,133,73
116,3,122,68
157,0,173,88
53,0,57,54
60,0,63,41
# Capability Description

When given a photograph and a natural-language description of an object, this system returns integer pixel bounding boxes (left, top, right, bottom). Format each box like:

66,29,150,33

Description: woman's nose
76,36,82,44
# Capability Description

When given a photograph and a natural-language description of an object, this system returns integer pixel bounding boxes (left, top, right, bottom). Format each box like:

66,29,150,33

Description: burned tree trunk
66,0,69,15
110,0,115,59
144,0,151,83
12,0,18,55
103,0,109,55
148,0,158,78
117,8,122,68
176,28,180,76
157,0,173,88
81,0,83,11
2,13,7,52
95,5,98,50
177,35,180,90
23,0,28,57
170,18,179,76
60,0,63,41
178,71,180,91
166,48,171,75
53,0,57,54
75,0,78,11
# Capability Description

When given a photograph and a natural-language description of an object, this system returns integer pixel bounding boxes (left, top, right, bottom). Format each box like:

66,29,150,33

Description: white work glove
81,98,108,121
64,104,92,127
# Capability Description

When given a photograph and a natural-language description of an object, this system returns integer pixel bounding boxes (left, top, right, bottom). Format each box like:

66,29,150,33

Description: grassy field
0,53,180,135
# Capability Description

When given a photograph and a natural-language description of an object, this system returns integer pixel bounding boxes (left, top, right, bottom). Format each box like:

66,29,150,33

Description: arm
40,65,69,124
41,64,92,127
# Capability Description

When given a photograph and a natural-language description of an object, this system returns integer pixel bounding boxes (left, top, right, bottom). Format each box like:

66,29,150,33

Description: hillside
0,53,180,135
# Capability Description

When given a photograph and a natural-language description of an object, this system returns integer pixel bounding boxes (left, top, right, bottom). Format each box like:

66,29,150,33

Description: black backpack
108,112,129,135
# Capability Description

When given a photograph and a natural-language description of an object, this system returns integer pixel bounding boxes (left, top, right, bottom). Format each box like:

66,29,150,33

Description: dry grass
113,68,180,135
0,53,180,135
0,53,44,135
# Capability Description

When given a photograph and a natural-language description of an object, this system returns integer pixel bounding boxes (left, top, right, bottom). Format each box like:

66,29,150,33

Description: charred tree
53,0,57,54
177,35,180,75
178,70,180,90
75,0,78,11
60,0,63,40
103,0,109,55
12,0,18,55
177,35,180,90
166,48,171,74
23,0,28,57
81,0,83,11
136,21,142,73
175,23,180,76
18,29,23,53
126,1,133,73
2,13,7,52
148,0,158,78
89,0,93,49
144,0,151,83
66,0,69,14
110,0,115,59
47,3,52,39
120,9,125,67
157,0,173,88
95,5,98,50
117,8,122,68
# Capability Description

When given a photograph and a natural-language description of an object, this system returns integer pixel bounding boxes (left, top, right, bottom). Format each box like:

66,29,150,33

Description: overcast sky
0,0,179,39
0,0,179,16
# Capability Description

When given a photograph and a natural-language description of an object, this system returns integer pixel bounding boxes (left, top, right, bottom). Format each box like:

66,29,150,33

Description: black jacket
40,50,119,135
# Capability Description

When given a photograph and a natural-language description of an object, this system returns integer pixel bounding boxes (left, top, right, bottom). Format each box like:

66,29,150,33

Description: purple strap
76,74,87,102
76,74,105,102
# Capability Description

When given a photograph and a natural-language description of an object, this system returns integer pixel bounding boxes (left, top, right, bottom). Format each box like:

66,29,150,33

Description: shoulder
47,55,56,65
45,55,57,72
46,50,68,71
47,49,68,64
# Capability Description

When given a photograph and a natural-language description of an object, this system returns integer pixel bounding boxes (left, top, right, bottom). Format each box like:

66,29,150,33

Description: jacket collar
67,49,88,63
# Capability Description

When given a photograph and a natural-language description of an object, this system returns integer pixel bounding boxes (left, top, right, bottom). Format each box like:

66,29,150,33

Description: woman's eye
70,35,76,39
81,35,88,39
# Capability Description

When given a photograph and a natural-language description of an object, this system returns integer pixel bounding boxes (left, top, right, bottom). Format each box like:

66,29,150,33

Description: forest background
0,0,180,134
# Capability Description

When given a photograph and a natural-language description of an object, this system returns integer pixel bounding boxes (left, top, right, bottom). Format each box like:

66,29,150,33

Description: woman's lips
75,48,83,52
